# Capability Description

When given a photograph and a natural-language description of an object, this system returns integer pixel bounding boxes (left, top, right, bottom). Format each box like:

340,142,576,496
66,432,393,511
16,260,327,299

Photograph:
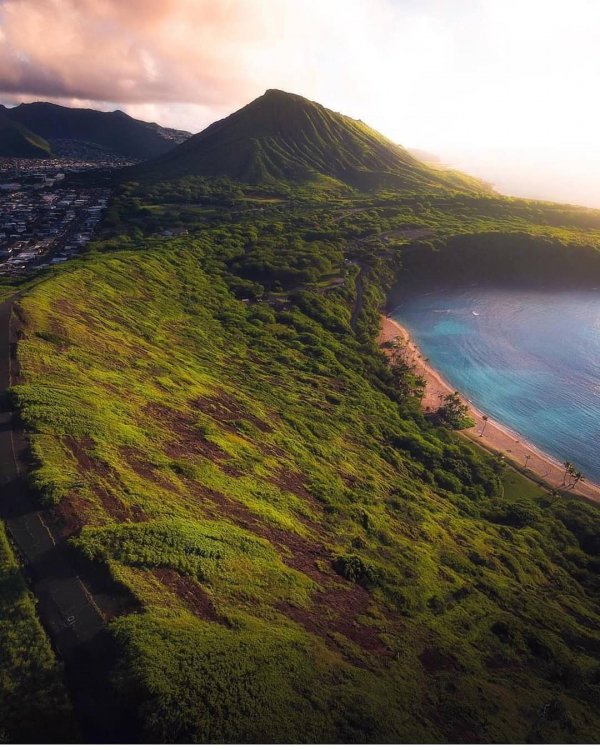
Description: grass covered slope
131,89,491,193
12,217,600,741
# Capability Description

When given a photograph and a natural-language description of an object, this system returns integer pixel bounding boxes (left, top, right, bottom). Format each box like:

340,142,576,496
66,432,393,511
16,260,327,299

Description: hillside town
0,158,112,275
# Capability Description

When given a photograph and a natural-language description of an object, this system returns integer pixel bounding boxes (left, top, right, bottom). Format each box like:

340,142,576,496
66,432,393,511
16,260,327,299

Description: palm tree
480,415,489,437
414,375,427,405
573,470,584,487
562,461,574,484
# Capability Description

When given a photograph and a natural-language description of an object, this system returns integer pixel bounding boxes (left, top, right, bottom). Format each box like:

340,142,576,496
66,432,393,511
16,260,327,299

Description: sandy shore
379,315,600,505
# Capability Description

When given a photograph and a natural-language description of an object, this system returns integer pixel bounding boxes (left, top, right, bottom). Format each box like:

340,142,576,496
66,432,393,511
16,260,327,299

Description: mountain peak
263,88,294,97
132,90,491,194
262,88,306,101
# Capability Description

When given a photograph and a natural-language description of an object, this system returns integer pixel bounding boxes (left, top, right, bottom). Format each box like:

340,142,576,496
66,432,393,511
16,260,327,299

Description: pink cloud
0,0,299,107
0,0,404,132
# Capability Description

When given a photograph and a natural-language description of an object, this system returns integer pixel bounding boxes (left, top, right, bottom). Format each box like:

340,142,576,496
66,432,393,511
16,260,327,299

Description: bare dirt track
0,297,106,654
0,296,136,741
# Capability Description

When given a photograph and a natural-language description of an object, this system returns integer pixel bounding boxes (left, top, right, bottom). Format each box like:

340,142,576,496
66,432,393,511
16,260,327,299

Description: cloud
0,0,282,105
0,0,447,128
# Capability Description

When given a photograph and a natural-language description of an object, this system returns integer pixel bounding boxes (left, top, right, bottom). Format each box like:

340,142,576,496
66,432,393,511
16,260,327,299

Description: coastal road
0,296,106,658
349,228,434,332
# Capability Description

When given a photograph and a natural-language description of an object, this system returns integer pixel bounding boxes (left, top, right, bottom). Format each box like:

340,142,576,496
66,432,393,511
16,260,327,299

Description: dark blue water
393,287,600,482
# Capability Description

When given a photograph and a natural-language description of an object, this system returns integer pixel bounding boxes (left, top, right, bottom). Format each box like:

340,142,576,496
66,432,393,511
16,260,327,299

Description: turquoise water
393,286,600,482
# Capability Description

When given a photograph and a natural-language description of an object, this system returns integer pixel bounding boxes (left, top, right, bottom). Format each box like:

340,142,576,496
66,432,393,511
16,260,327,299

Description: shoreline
379,314,600,505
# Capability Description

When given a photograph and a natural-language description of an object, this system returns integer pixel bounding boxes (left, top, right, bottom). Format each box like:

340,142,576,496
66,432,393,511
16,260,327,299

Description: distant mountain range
0,102,191,161
131,89,490,193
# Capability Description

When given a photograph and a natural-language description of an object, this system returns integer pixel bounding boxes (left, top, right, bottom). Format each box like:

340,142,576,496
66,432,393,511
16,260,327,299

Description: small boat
472,311,480,316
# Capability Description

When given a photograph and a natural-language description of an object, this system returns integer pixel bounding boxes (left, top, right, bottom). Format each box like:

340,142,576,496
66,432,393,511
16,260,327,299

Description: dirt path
379,227,432,244
379,315,600,505
350,263,366,330
0,297,106,654
0,297,138,740
350,228,434,331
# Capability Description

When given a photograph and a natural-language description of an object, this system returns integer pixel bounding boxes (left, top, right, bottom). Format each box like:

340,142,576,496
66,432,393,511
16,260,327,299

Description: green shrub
333,554,381,587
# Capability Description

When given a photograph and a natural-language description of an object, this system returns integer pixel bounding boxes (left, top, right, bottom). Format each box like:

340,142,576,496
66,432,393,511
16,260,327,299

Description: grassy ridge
11,194,600,741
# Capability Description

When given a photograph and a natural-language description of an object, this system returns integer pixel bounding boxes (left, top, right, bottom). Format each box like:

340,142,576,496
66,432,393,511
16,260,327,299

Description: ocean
393,286,600,482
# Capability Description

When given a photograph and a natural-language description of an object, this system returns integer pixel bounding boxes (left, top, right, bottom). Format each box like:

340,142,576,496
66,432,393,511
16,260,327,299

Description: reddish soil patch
274,532,390,663
146,402,234,469
270,467,313,502
266,466,323,526
419,646,459,674
120,446,180,492
185,480,267,537
152,568,222,621
52,298,77,316
50,491,95,540
183,477,390,662
58,422,390,662
96,485,145,522
278,587,388,665
63,436,147,524
341,472,359,489
193,388,274,434
261,442,287,460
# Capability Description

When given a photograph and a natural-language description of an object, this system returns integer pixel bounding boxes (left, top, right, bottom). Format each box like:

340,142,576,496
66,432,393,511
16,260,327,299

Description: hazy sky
1,0,599,207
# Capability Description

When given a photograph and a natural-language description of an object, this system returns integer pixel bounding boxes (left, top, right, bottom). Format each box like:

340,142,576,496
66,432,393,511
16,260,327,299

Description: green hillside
131,89,491,193
3,90,600,742
8,177,600,741
0,113,53,158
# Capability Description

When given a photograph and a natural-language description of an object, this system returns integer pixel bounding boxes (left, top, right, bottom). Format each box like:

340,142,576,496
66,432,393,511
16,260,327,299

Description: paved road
0,297,105,658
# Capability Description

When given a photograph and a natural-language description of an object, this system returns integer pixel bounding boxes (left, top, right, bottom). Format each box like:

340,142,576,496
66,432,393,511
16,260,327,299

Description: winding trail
0,296,106,655
350,263,366,330
0,296,135,741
